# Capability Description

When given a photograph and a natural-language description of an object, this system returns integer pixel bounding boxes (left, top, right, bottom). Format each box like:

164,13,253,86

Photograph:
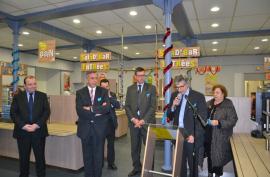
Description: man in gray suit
125,67,156,176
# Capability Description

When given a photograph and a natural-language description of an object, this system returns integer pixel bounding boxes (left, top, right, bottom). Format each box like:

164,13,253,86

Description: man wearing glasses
167,75,207,177
125,67,157,176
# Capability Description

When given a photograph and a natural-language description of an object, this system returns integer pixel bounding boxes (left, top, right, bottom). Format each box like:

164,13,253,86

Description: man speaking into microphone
167,75,207,177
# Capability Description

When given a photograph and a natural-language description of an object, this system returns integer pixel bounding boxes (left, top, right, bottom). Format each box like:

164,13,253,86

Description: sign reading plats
81,62,110,71
158,47,200,58
160,58,198,69
80,52,111,62
38,40,56,62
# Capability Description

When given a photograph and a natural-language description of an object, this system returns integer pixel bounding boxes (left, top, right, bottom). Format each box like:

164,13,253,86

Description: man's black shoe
108,163,117,170
128,169,141,176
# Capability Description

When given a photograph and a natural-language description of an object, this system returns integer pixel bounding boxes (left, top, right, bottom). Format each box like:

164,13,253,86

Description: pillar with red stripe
153,0,182,172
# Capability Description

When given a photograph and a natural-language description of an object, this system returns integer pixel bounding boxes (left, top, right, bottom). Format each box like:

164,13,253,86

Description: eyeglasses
136,74,145,77
175,85,185,89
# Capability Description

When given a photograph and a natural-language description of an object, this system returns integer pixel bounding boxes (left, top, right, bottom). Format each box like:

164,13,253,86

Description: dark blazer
109,92,120,129
10,91,50,139
125,83,156,126
76,86,110,140
167,89,207,145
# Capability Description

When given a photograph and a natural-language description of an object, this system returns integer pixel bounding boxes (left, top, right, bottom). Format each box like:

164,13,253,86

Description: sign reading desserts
38,40,56,62
158,47,200,69
80,52,111,71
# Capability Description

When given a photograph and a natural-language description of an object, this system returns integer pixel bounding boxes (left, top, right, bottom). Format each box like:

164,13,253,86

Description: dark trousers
17,136,46,177
180,141,199,177
106,122,116,165
81,134,104,177
129,126,147,171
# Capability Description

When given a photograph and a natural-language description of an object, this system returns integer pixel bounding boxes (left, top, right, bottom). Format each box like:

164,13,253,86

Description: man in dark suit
100,79,120,170
10,75,50,177
76,71,110,177
167,75,207,177
125,67,156,176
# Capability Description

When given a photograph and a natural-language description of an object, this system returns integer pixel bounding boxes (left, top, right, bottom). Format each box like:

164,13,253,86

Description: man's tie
90,88,94,105
137,85,142,118
28,93,33,121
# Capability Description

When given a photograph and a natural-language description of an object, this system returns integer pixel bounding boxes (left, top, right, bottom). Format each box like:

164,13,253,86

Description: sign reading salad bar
80,52,111,71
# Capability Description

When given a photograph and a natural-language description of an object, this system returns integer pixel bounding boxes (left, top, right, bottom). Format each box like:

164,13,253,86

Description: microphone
177,93,182,100
184,95,207,127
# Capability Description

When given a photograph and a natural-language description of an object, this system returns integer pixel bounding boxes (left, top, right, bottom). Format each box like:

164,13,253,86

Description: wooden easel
141,124,184,177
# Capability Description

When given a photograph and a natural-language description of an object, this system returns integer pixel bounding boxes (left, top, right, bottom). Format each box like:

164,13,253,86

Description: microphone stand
184,95,206,177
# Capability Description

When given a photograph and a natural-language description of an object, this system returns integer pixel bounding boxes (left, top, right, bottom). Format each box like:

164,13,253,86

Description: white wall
103,54,265,97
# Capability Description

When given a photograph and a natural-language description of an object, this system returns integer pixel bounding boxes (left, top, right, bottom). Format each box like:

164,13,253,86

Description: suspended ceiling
0,0,269,61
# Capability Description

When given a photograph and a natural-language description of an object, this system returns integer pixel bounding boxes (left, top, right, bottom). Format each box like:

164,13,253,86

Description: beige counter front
0,122,83,170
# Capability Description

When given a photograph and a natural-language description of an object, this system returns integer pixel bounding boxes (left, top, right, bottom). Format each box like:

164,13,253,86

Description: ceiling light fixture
212,41,219,45
55,52,60,55
22,31,30,35
18,44,23,47
129,10,138,16
262,38,269,42
123,46,128,50
212,48,218,52
73,56,78,59
145,25,152,29
210,6,220,12
254,46,260,50
211,23,219,28
73,19,80,24
96,30,102,34
135,52,140,55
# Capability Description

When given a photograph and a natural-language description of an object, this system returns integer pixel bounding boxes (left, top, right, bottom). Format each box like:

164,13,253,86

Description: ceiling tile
199,18,231,33
0,2,21,13
113,6,155,23
231,15,269,31
182,0,197,20
235,0,270,16
193,0,236,20
1,0,49,11
84,11,124,26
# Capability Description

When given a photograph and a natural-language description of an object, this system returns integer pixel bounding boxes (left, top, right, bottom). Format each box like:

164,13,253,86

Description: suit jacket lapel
32,92,39,118
22,91,29,114
140,83,148,100
83,86,92,105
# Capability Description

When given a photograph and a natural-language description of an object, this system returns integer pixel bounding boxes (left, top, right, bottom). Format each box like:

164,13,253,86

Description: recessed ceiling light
254,46,260,50
73,19,80,24
145,25,152,29
123,46,128,50
73,56,78,59
55,52,60,55
212,48,218,52
96,30,102,34
22,31,30,35
211,23,219,28
18,44,23,47
212,41,219,45
83,50,87,53
135,52,140,55
162,44,165,47
210,6,220,12
129,10,138,16
262,38,269,42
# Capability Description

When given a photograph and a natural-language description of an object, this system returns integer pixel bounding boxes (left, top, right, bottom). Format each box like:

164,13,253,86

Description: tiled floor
0,131,235,177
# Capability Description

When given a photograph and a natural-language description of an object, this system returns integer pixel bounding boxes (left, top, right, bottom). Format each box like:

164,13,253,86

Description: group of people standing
10,67,238,177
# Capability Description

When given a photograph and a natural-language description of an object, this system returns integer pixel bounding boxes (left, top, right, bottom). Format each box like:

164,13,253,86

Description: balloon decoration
196,66,221,75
